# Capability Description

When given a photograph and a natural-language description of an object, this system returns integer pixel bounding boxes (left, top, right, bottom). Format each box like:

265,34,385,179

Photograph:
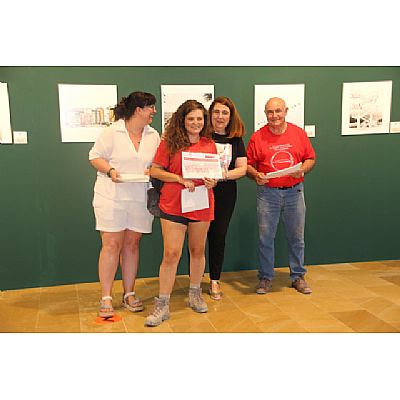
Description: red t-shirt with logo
153,137,217,220
247,122,315,188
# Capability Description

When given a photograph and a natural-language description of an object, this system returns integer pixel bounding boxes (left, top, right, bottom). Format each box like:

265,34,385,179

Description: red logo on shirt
270,151,294,171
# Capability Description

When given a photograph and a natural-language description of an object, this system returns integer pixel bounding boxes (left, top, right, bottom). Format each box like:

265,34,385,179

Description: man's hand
288,169,304,179
255,172,269,186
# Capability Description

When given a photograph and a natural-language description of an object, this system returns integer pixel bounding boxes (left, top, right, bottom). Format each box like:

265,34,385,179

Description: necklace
129,132,142,144
125,120,143,143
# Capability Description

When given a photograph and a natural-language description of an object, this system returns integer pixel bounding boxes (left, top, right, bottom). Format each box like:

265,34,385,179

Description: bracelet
107,167,115,177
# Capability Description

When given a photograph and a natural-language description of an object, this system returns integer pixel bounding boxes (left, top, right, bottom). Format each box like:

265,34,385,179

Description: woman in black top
207,96,247,300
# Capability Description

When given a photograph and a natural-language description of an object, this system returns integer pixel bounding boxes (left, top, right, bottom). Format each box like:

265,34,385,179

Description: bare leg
187,221,210,285
98,231,124,306
159,219,187,295
120,229,142,298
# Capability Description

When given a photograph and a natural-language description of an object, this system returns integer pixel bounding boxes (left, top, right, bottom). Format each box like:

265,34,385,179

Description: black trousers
207,181,237,280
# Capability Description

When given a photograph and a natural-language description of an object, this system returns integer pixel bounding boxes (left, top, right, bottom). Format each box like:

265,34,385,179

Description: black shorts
159,210,200,226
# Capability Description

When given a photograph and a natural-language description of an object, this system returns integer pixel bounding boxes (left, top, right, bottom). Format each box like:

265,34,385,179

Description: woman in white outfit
89,91,160,318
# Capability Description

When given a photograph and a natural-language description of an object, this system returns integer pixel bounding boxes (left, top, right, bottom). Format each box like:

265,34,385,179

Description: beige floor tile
320,263,360,271
331,310,398,333
382,260,400,267
387,321,400,330
296,315,355,332
223,318,263,333
309,298,362,313
367,285,400,305
2,287,42,296
332,270,393,286
380,275,400,286
0,295,40,320
206,309,257,332
169,313,217,333
0,320,37,332
205,298,241,314
37,308,80,326
216,281,255,296
256,318,308,333
124,314,174,333
357,297,400,323
35,324,81,333
330,286,379,300
355,262,400,272
230,295,284,320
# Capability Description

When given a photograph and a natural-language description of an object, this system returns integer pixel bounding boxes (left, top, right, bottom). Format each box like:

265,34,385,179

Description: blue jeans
256,183,306,282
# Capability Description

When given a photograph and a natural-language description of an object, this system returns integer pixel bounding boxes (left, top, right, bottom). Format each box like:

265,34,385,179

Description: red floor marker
95,315,123,324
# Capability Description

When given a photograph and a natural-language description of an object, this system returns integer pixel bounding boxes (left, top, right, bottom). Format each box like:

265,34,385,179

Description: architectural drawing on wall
161,85,214,130
254,84,305,130
341,81,392,135
58,84,117,142
0,82,13,144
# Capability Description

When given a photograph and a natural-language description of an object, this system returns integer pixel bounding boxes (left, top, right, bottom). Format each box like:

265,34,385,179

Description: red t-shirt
153,137,217,220
247,122,316,188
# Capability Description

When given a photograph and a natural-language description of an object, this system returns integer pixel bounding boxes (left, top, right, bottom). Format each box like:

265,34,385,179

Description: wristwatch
107,167,115,177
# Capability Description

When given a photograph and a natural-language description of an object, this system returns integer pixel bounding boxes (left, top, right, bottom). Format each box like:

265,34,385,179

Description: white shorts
92,193,154,233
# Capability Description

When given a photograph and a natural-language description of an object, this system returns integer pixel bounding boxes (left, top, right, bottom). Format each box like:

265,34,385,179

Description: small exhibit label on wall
389,122,400,133
305,125,315,138
13,131,28,144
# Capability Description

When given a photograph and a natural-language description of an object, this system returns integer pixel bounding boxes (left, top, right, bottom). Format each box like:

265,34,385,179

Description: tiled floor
1,260,400,333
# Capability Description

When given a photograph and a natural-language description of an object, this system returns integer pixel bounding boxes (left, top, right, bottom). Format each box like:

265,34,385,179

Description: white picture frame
254,84,305,131
341,81,392,135
58,84,117,143
161,85,214,130
0,82,13,144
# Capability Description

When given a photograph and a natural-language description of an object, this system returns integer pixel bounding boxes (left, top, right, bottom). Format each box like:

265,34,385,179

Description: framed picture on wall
0,82,13,144
341,80,392,135
58,84,118,142
161,85,214,130
254,84,305,131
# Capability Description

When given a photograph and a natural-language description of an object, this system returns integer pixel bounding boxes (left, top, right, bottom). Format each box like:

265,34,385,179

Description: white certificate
181,185,209,213
119,173,149,183
266,162,302,179
182,152,223,179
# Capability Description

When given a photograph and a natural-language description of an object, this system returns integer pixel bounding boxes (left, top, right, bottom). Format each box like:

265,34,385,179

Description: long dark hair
114,91,156,120
164,100,211,154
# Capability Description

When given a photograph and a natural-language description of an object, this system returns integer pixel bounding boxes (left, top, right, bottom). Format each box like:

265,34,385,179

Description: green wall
1,66,399,290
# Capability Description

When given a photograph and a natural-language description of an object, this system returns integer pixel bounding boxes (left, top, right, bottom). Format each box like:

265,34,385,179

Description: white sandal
122,291,144,312
99,296,114,318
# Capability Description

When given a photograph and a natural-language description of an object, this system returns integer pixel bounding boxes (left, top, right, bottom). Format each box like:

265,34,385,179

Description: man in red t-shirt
247,97,316,295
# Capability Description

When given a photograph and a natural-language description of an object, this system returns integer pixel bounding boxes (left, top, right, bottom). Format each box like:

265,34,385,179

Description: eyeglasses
144,105,156,111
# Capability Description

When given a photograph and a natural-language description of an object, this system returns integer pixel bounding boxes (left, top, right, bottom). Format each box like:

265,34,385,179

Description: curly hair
164,99,211,154
114,91,156,120
207,96,245,138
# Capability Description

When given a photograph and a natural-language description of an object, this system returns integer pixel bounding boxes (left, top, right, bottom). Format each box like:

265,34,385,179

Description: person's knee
102,239,122,255
123,236,141,252
189,246,205,260
163,248,182,264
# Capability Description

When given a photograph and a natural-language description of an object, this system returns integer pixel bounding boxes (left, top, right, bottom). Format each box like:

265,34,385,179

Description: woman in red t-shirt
145,100,218,327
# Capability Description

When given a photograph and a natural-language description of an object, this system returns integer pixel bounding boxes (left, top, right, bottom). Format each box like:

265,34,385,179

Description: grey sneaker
256,279,272,294
145,297,170,327
291,276,312,294
188,287,208,313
